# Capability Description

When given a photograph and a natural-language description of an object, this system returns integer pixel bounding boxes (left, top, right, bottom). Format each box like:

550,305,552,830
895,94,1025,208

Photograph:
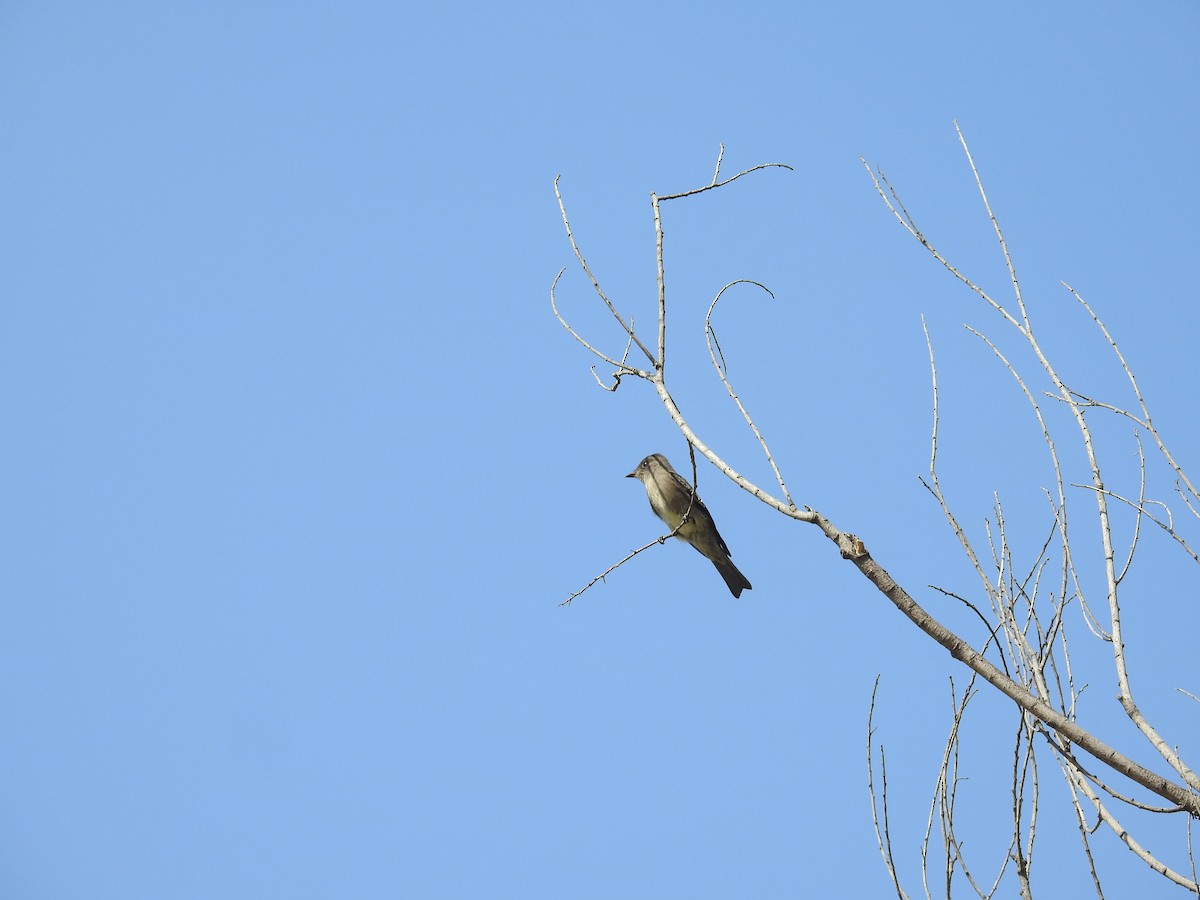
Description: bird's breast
644,479,684,530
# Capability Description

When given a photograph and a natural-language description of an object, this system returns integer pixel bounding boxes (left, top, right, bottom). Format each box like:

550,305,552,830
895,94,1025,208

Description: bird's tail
715,559,752,599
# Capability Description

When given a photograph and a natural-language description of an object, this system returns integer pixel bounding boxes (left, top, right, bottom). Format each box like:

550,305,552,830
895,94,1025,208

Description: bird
626,453,752,598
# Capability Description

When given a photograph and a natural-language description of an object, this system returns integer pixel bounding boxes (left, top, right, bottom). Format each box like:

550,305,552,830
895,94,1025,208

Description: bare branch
1073,482,1200,567
550,267,650,377
656,147,794,202
921,319,990,593
1064,281,1200,508
1057,748,1200,891
860,159,1024,333
553,177,657,367
705,280,796,508
558,534,672,606
556,137,1200,896
868,678,911,900
868,125,1200,804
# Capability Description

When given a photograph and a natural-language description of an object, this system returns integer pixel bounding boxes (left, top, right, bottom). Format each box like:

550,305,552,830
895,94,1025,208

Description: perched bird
626,453,752,598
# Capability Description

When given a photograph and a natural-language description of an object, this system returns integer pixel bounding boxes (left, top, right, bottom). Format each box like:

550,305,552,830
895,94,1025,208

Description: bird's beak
625,470,637,479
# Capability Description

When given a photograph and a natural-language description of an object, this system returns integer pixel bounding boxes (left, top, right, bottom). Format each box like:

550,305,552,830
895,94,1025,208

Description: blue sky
2,1,1198,897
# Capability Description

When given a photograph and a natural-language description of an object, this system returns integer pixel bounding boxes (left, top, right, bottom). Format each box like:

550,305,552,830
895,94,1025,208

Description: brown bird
626,453,752,598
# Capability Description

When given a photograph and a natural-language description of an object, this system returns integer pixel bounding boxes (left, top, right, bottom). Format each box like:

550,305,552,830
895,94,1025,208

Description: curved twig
705,280,795,508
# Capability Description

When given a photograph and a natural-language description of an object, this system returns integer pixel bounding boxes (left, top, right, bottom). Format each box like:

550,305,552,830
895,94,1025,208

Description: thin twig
868,677,911,900
705,280,796,508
